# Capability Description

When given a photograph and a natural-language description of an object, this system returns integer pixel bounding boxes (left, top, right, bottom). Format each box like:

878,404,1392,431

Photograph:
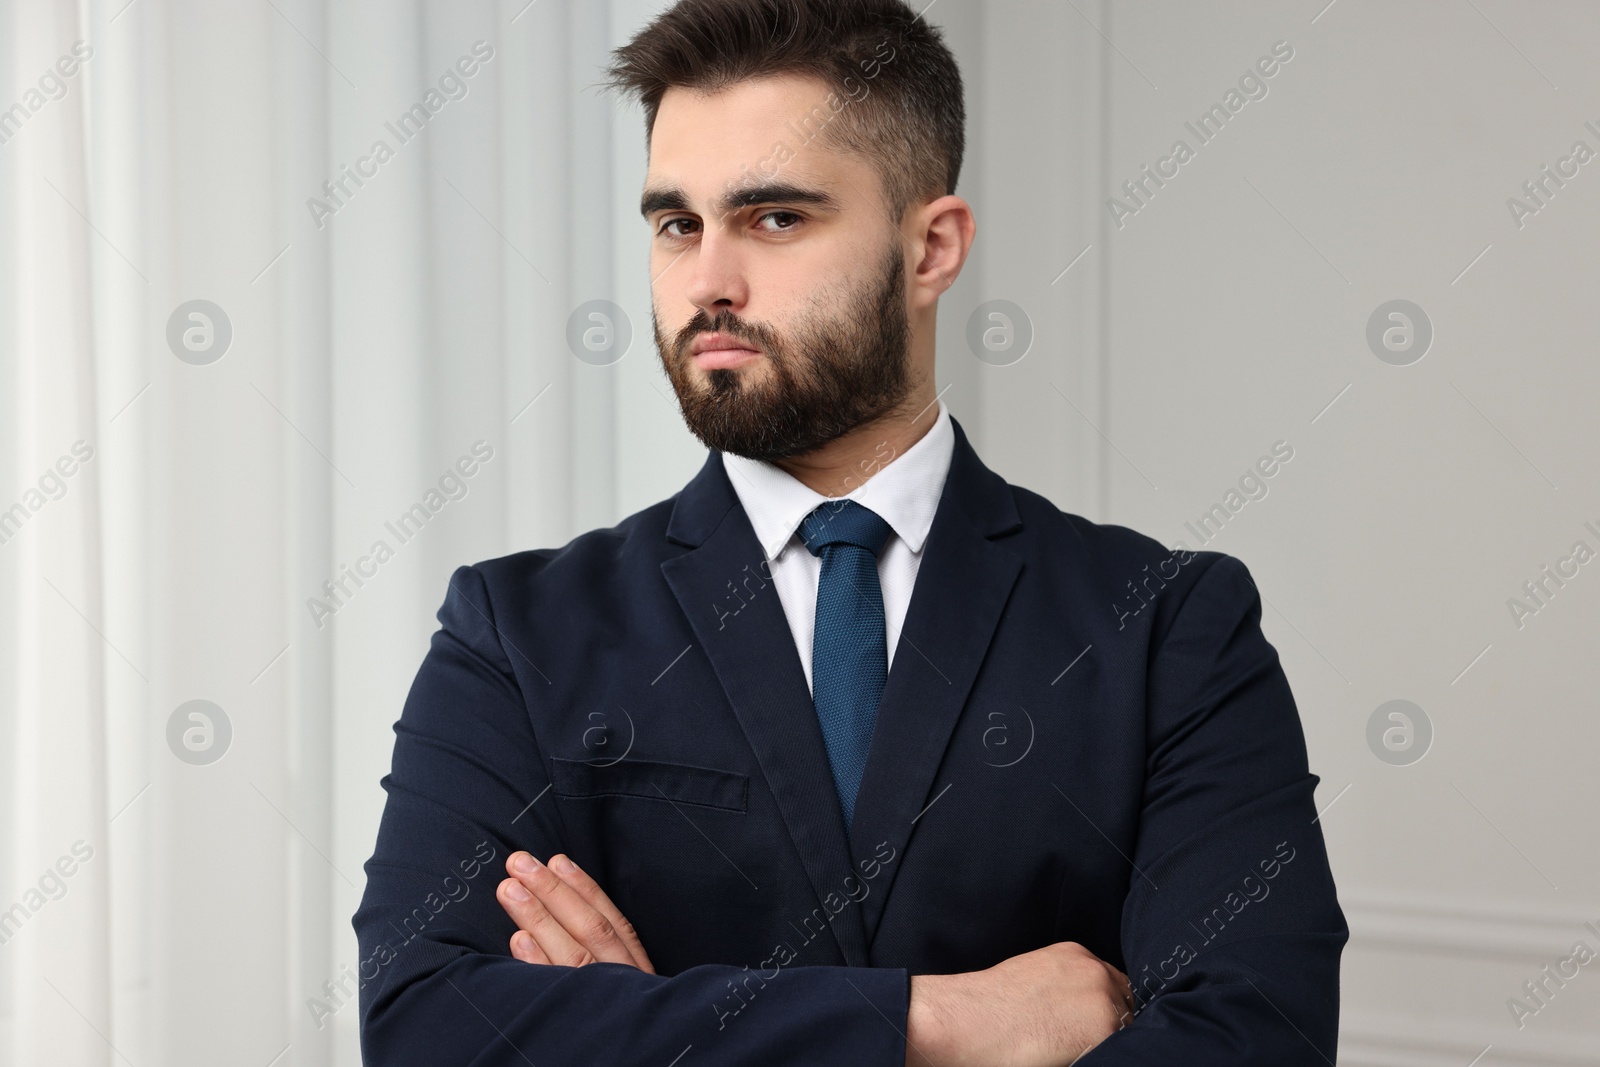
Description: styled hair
602,0,965,224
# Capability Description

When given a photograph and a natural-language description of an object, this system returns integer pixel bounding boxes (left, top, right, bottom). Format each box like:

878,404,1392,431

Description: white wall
1,1,1595,1064
1075,1,1600,1062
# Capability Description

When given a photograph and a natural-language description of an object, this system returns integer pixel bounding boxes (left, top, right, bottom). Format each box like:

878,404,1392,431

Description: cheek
650,245,693,292
651,297,689,341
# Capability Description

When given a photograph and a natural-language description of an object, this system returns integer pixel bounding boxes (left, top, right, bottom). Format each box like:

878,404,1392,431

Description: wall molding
1339,892,1600,1064
1342,891,1600,961
1341,1009,1600,1067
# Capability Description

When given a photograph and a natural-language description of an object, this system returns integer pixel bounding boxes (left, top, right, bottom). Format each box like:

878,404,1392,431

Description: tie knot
799,499,892,559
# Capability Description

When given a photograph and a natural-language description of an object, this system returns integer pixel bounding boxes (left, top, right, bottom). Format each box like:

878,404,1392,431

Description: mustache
676,312,771,357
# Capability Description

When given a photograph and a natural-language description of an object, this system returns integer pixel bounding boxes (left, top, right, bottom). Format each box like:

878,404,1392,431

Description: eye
656,217,699,241
757,210,803,233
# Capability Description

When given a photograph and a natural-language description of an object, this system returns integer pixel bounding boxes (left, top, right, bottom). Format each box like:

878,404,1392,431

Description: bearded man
353,2,1346,1064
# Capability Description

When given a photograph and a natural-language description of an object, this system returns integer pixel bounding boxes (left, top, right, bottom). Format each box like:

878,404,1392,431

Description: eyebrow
639,181,842,221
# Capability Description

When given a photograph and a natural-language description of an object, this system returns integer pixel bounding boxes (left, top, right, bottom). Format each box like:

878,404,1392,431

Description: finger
546,853,656,974
510,929,551,965
496,874,595,968
506,852,636,967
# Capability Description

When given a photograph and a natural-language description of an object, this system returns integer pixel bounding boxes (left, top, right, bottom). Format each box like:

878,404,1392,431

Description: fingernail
513,853,538,874
506,880,530,901
554,855,577,874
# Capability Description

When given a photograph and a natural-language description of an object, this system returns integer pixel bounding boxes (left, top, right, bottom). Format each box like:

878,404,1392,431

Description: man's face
643,74,915,461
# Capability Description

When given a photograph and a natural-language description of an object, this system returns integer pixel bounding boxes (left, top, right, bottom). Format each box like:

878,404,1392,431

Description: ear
906,195,976,311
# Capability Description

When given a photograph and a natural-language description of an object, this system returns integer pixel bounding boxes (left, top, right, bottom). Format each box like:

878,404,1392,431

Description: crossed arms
491,845,1136,1064
353,556,1345,1065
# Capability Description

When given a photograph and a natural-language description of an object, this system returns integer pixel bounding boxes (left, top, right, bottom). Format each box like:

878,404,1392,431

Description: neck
772,392,941,497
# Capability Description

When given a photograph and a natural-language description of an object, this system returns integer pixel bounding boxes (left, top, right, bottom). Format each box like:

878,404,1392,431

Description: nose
681,229,750,318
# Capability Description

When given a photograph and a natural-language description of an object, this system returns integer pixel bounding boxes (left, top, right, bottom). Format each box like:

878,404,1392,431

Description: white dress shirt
721,400,954,696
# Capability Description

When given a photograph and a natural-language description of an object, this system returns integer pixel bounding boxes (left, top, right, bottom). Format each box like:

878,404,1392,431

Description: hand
496,851,656,973
905,941,1133,1067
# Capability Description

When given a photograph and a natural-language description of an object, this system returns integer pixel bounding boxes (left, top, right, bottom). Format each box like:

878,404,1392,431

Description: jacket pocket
547,756,748,813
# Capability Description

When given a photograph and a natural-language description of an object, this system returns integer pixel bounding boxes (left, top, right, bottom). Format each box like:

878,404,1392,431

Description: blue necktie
799,499,892,830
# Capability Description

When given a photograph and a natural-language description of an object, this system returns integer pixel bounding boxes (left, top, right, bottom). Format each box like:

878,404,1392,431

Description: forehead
646,73,865,198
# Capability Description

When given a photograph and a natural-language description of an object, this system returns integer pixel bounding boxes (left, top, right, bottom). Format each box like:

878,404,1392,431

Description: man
352,0,1346,1063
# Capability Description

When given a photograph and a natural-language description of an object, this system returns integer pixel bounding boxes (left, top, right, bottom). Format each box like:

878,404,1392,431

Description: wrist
906,972,962,1066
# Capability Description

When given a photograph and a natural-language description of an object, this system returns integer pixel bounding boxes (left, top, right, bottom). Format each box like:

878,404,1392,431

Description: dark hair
602,0,965,224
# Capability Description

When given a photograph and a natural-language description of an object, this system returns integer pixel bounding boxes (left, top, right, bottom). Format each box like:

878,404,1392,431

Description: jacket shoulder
1001,482,1253,637
1002,482,1227,571
463,493,681,589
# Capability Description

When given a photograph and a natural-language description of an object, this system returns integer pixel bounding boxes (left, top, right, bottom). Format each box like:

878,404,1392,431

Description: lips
689,332,761,369
692,346,761,369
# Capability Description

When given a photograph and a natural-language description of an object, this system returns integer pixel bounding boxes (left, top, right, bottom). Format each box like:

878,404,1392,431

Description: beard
654,236,914,462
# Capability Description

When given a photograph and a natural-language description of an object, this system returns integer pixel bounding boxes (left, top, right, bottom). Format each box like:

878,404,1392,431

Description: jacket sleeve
352,564,910,1066
1079,553,1347,1065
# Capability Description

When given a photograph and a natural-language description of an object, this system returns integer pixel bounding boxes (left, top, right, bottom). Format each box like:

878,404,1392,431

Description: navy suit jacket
353,415,1346,1065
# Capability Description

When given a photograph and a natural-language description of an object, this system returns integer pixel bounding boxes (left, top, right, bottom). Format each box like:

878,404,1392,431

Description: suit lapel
661,451,871,966
659,416,1024,964
847,417,1024,946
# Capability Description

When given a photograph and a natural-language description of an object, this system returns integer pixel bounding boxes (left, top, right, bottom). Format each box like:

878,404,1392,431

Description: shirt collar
722,399,954,563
